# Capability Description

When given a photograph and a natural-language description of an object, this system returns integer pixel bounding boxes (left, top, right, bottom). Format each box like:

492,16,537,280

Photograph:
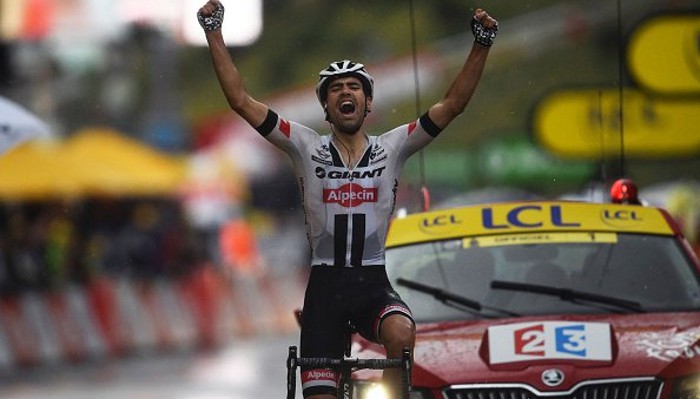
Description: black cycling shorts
299,265,413,398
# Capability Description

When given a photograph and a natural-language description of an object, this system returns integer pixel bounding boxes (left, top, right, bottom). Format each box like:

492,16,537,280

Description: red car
350,185,700,399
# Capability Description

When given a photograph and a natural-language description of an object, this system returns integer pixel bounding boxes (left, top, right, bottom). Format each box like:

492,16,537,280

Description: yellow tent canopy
0,140,85,200
0,128,187,200
64,128,187,196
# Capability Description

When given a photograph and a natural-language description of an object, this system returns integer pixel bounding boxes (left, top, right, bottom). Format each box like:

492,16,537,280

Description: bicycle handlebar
294,356,404,370
286,345,412,399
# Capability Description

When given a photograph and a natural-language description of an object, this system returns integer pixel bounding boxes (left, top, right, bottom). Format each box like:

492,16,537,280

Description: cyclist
197,2,498,398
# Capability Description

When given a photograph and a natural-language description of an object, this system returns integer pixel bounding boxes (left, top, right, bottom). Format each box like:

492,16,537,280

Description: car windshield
386,232,700,322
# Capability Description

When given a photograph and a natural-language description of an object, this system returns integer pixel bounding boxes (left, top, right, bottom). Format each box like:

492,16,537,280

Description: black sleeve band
255,109,278,137
419,112,442,138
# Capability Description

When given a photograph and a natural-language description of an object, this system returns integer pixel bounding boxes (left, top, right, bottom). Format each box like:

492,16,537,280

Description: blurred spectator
116,202,164,280
220,218,261,276
0,195,305,304
219,214,290,332
666,183,700,258
0,234,8,297
158,200,201,277
42,201,79,289
81,231,109,280
5,204,44,292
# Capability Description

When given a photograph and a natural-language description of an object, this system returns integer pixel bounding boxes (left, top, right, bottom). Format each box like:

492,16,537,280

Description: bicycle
286,345,411,399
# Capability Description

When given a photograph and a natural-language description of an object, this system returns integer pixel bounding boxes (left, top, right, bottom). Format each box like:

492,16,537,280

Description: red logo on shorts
303,369,338,382
323,183,378,207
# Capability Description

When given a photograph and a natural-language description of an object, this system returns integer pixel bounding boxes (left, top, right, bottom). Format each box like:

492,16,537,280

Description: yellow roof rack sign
627,13,700,95
532,89,700,159
386,202,673,248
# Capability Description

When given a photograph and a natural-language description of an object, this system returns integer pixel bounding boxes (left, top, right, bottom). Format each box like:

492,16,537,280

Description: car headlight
672,374,700,399
352,381,434,399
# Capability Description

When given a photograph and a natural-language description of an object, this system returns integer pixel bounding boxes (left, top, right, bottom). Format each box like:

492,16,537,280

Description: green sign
402,150,475,187
401,137,594,189
476,136,594,188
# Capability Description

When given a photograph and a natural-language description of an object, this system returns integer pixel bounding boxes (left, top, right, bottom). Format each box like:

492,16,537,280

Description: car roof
386,200,675,248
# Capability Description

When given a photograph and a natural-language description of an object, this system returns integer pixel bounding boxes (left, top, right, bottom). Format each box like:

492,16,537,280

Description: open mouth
339,101,356,115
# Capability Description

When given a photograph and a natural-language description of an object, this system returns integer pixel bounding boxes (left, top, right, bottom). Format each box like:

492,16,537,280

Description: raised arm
198,0,269,128
427,8,498,130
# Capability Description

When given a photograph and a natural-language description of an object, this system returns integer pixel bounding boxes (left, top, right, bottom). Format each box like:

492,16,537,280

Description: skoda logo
541,369,565,387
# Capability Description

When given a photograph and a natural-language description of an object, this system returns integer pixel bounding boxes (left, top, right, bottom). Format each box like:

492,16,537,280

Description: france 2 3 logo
488,321,613,365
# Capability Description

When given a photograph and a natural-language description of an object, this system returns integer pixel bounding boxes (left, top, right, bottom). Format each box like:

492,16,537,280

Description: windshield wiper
396,278,520,318
491,280,644,313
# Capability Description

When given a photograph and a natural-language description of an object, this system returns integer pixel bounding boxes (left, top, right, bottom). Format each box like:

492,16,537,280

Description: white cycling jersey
256,110,441,267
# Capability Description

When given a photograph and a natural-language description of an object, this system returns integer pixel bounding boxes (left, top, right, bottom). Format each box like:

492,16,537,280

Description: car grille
444,378,663,399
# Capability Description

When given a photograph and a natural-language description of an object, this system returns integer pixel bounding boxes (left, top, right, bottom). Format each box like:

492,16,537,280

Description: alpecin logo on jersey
323,183,378,207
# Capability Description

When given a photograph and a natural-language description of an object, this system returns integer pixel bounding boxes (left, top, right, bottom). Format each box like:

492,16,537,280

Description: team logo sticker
487,321,613,365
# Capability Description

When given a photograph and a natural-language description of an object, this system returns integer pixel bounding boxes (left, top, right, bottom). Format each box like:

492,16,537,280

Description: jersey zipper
347,173,355,266
334,137,370,267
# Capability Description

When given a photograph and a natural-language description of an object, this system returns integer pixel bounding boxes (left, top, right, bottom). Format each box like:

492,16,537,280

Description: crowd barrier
0,267,301,371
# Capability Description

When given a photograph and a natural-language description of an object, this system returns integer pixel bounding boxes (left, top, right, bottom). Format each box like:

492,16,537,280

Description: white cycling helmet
315,60,374,106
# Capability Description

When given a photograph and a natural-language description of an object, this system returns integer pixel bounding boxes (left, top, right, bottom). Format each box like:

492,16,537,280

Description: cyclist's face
325,77,372,135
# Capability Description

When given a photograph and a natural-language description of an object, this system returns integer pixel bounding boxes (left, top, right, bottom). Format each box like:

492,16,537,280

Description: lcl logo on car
419,214,463,235
541,368,565,386
600,209,644,228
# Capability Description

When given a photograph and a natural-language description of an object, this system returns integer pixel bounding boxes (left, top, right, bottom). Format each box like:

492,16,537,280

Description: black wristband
197,3,225,31
471,18,498,47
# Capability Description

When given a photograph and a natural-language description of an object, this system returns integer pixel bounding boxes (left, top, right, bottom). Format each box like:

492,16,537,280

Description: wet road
0,333,299,399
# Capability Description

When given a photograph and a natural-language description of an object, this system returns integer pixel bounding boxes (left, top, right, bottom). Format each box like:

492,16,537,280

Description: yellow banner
532,89,700,158
627,14,700,95
386,202,673,248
